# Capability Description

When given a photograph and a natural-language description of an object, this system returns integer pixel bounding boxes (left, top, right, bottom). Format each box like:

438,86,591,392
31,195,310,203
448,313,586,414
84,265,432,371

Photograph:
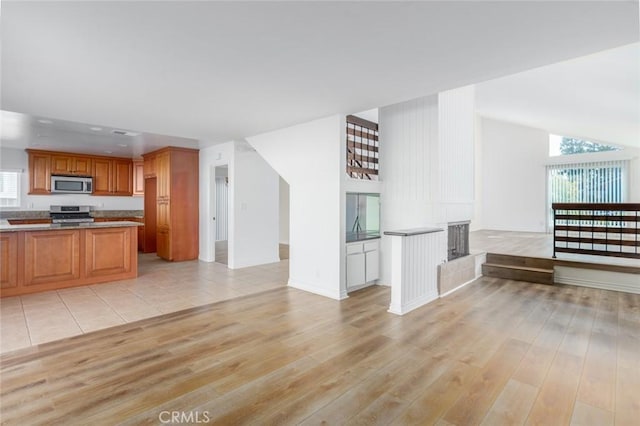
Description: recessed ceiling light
38,119,53,124
111,129,140,137
117,143,128,147
89,127,102,131
104,150,113,154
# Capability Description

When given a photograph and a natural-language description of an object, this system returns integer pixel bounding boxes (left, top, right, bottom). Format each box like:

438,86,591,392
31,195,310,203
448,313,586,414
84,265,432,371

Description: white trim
388,291,438,315
288,279,348,300
554,266,640,295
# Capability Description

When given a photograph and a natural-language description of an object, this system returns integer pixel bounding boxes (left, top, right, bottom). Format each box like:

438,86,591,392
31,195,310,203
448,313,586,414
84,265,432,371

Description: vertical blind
546,159,628,229
215,177,228,241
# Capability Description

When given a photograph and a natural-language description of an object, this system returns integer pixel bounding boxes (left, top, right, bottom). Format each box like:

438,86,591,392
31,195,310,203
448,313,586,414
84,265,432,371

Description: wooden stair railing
346,115,379,180
552,203,640,259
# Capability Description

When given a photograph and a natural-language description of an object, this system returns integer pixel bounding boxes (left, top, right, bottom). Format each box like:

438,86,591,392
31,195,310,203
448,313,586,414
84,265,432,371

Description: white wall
380,95,440,229
0,147,143,212
480,118,548,232
631,157,640,202
198,141,279,268
438,86,476,222
231,143,279,268
379,87,475,286
478,117,640,232
279,177,289,245
472,116,484,231
247,115,346,300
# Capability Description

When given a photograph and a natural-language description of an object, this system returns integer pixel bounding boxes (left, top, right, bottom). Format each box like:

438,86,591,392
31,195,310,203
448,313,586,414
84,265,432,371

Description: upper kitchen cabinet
26,149,135,196
143,154,157,178
93,158,133,196
51,154,92,176
143,147,199,261
27,150,51,194
132,160,144,196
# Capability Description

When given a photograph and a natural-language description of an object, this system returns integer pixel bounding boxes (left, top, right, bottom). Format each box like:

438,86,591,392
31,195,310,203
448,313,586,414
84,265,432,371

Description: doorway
213,165,229,265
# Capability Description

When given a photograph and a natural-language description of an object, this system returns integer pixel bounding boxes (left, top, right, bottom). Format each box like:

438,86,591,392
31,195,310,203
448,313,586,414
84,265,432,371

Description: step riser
486,253,554,270
482,264,554,285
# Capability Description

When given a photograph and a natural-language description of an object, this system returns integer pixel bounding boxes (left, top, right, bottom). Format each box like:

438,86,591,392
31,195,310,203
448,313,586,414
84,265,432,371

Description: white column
386,228,445,315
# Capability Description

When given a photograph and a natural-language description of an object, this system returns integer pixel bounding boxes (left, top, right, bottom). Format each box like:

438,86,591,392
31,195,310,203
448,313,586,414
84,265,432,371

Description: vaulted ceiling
1,1,638,154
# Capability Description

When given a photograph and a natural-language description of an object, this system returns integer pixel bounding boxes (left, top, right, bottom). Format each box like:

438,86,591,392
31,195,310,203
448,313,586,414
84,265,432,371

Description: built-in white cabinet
346,239,380,291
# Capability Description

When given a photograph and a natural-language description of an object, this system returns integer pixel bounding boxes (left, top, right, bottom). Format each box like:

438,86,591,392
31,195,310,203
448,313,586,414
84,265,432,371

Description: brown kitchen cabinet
133,160,144,196
24,228,82,286
137,225,145,252
143,154,157,178
143,147,198,261
92,158,133,196
27,149,136,196
0,233,19,289
27,150,51,194
0,225,139,297
51,154,92,176
143,177,157,253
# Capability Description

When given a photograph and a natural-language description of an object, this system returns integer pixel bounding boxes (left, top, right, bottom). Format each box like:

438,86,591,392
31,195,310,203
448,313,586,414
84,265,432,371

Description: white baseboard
288,279,348,300
230,255,281,269
554,266,639,294
388,291,438,315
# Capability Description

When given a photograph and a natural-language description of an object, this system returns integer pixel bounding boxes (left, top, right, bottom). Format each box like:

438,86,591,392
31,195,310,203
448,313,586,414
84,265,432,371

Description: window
546,160,628,229
549,134,620,156
0,170,21,208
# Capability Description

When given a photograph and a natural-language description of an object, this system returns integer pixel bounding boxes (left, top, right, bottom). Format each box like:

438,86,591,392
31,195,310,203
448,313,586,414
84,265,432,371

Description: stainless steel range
50,205,94,225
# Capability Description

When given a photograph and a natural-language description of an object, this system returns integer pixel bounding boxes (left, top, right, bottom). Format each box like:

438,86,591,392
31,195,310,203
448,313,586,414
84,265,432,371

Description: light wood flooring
470,229,640,269
1,277,638,425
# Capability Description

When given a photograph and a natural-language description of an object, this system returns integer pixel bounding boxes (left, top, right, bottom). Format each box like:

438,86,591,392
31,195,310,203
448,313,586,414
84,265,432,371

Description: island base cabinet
24,230,81,286
1,233,19,289
0,226,139,298
85,228,134,278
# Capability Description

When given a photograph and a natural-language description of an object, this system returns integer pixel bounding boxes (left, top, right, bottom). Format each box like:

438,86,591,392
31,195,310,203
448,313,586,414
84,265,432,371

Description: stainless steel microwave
51,175,93,194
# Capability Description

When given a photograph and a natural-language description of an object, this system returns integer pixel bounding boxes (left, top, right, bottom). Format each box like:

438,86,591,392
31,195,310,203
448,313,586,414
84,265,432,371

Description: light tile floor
0,253,289,353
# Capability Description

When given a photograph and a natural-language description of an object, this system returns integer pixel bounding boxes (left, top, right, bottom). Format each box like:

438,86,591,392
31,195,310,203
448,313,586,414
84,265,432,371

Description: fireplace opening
448,221,470,261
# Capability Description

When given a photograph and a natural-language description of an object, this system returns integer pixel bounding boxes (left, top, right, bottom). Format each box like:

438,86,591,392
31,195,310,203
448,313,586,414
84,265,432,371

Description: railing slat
551,203,640,259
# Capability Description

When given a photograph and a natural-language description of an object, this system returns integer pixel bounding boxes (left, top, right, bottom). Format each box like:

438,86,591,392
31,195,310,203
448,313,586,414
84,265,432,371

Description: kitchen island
0,221,142,297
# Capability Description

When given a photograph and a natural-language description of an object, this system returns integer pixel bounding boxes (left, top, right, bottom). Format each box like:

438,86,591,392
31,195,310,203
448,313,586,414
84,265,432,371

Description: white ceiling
1,1,638,156
476,42,639,148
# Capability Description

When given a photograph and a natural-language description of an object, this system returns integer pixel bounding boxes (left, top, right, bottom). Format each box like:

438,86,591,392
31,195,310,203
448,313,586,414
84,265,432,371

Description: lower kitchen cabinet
137,225,145,251
24,229,81,286
0,225,139,298
0,233,19,289
346,239,380,291
156,227,171,260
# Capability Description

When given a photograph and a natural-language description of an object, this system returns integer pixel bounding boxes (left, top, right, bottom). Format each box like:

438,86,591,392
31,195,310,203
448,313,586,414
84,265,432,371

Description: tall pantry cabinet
142,147,199,261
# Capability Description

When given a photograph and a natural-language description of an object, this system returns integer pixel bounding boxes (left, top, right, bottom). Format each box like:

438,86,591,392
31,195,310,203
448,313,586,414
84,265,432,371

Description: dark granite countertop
346,231,381,243
0,210,143,220
384,227,443,237
0,220,143,232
